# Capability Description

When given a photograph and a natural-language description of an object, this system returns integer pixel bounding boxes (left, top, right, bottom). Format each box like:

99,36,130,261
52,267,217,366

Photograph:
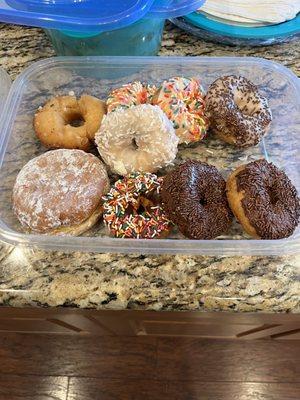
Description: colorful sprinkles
153,77,209,144
107,81,157,113
102,173,171,239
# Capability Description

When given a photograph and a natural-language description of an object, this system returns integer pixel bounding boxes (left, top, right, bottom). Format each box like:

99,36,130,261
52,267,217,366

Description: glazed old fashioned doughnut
107,81,157,113
95,104,179,176
34,95,106,151
102,173,171,239
13,149,110,235
161,160,232,239
226,159,300,239
205,75,272,147
152,77,209,144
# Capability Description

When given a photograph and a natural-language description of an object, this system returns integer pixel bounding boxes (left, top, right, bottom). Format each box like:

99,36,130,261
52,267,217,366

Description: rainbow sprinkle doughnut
107,81,157,113
102,173,171,239
153,77,209,145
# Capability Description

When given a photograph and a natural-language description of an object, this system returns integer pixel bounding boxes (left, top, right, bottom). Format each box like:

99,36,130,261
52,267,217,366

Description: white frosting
199,0,300,26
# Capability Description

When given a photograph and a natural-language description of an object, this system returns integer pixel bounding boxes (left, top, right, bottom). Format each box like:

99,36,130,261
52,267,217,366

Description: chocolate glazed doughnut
161,160,233,239
226,159,300,239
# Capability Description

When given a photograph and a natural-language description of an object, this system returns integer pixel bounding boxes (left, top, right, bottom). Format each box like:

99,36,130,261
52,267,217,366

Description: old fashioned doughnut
13,149,110,235
161,160,232,239
205,75,272,147
226,159,300,239
107,81,157,113
102,173,171,239
95,104,179,176
152,77,209,144
34,95,106,151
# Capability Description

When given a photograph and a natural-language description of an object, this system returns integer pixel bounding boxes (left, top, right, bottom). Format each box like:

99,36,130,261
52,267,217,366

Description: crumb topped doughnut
205,75,272,147
95,104,179,176
34,95,106,151
102,173,171,239
107,81,157,113
153,77,209,144
226,159,300,239
13,149,110,235
161,160,232,239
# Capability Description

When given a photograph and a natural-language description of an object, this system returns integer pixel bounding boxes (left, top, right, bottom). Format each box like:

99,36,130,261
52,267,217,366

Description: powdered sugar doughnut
205,75,272,147
107,81,157,113
152,77,209,144
95,104,179,176
13,149,109,235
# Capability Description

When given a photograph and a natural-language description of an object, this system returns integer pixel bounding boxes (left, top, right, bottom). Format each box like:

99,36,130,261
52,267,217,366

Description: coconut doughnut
102,173,171,239
205,75,272,147
152,77,209,144
95,104,179,176
34,95,106,151
161,160,233,239
107,81,157,113
226,159,300,239
13,149,110,235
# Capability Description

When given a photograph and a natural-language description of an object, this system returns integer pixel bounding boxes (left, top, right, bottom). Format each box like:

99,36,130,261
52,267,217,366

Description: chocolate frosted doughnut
226,159,300,239
161,160,232,239
205,75,272,147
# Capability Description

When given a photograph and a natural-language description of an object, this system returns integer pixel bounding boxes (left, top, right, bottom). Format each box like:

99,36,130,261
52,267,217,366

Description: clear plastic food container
0,56,299,255
0,0,206,56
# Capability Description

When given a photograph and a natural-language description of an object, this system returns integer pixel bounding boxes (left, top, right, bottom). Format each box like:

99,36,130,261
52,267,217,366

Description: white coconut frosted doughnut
205,75,272,147
13,149,110,235
95,104,179,176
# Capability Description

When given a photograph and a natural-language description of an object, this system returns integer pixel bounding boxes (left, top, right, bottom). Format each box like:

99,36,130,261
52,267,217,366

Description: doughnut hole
233,90,262,116
64,111,85,128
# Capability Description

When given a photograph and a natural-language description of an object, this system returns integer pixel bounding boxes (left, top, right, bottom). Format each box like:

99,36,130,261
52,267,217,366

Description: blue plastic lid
184,11,300,39
0,0,206,32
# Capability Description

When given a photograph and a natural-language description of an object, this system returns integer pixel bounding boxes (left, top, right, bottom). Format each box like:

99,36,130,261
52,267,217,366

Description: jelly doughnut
226,159,300,239
34,95,106,151
161,160,232,239
13,149,110,235
152,77,209,144
102,173,171,239
205,75,272,147
107,81,157,113
95,104,179,176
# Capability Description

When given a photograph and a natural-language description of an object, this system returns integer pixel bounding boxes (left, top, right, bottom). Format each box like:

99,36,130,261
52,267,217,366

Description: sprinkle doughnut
161,160,232,239
102,173,171,239
205,75,272,147
107,81,157,113
152,77,209,144
34,95,106,151
13,149,110,235
95,104,179,176
226,159,300,239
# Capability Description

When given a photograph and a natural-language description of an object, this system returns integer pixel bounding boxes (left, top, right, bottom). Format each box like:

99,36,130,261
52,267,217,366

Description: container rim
1,56,299,255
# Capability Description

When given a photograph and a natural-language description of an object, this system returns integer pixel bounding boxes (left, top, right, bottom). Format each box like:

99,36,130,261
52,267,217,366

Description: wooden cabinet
0,308,299,340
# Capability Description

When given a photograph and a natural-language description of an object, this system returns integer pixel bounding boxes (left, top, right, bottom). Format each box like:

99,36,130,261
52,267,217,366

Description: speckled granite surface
0,23,299,312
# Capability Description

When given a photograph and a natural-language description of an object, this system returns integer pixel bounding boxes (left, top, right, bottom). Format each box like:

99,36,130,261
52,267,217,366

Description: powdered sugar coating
95,104,179,176
13,149,109,233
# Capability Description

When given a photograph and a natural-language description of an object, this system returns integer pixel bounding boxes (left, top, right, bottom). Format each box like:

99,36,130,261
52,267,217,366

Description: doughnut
152,77,209,144
13,149,110,235
107,81,157,113
161,160,232,239
102,173,171,239
95,104,179,176
205,75,272,147
226,159,300,239
34,95,106,151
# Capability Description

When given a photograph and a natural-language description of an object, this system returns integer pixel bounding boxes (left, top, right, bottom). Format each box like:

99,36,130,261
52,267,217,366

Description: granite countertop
0,23,299,312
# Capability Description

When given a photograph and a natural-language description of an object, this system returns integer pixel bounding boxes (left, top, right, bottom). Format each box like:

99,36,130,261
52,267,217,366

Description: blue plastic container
0,0,206,55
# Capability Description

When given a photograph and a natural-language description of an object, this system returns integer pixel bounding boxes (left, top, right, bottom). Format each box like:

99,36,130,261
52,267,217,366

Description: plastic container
0,56,299,255
0,0,206,56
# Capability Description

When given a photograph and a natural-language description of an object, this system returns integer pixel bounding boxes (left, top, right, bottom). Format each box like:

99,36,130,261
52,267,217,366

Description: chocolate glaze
236,159,300,239
161,160,233,239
